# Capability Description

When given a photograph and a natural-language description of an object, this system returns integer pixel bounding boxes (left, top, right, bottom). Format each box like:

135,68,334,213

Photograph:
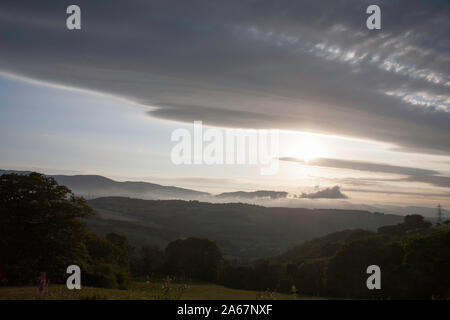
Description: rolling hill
0,169,210,200
86,197,404,261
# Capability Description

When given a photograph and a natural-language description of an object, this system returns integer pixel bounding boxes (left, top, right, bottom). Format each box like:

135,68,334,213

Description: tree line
218,216,450,299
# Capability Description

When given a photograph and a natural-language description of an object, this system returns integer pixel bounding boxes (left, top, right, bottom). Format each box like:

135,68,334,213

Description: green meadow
0,281,322,300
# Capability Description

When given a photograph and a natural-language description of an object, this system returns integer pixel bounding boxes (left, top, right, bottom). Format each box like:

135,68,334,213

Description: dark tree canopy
0,172,93,284
131,245,165,277
165,237,223,282
377,214,432,236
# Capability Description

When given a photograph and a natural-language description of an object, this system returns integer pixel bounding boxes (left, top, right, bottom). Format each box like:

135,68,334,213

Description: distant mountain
1,169,446,218
0,169,210,200
213,190,448,218
86,196,404,261
0,169,33,175
374,204,448,218
216,190,289,199
52,174,211,199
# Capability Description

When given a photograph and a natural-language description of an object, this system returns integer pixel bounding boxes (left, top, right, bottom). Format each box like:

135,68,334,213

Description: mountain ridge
0,169,210,199
1,169,446,217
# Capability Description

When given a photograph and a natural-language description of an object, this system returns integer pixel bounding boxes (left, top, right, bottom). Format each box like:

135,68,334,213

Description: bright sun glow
292,134,326,162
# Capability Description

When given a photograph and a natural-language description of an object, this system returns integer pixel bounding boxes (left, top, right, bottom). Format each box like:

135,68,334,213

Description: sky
0,0,449,208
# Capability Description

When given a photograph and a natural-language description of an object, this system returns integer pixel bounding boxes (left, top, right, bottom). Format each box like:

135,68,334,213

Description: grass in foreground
0,282,324,300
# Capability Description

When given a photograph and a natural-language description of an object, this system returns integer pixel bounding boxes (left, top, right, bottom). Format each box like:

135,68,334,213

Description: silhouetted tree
83,232,131,289
131,245,165,277
378,214,431,236
0,172,93,284
165,237,222,282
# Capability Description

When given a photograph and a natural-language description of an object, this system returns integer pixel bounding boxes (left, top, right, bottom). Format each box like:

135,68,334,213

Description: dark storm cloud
0,0,449,154
280,157,450,188
301,186,348,199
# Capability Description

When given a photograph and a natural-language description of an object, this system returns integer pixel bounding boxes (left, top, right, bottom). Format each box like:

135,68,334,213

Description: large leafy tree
131,244,165,277
165,237,223,282
83,232,132,289
0,172,93,284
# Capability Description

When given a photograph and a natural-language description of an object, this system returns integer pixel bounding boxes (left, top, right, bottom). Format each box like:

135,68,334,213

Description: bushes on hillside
83,233,131,289
216,218,450,299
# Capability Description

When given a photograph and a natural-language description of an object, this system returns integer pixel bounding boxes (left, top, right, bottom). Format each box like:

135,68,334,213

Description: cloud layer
0,0,449,154
280,157,450,188
217,190,289,200
301,186,348,199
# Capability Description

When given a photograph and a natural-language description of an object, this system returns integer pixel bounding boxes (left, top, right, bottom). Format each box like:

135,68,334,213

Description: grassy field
0,281,323,300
